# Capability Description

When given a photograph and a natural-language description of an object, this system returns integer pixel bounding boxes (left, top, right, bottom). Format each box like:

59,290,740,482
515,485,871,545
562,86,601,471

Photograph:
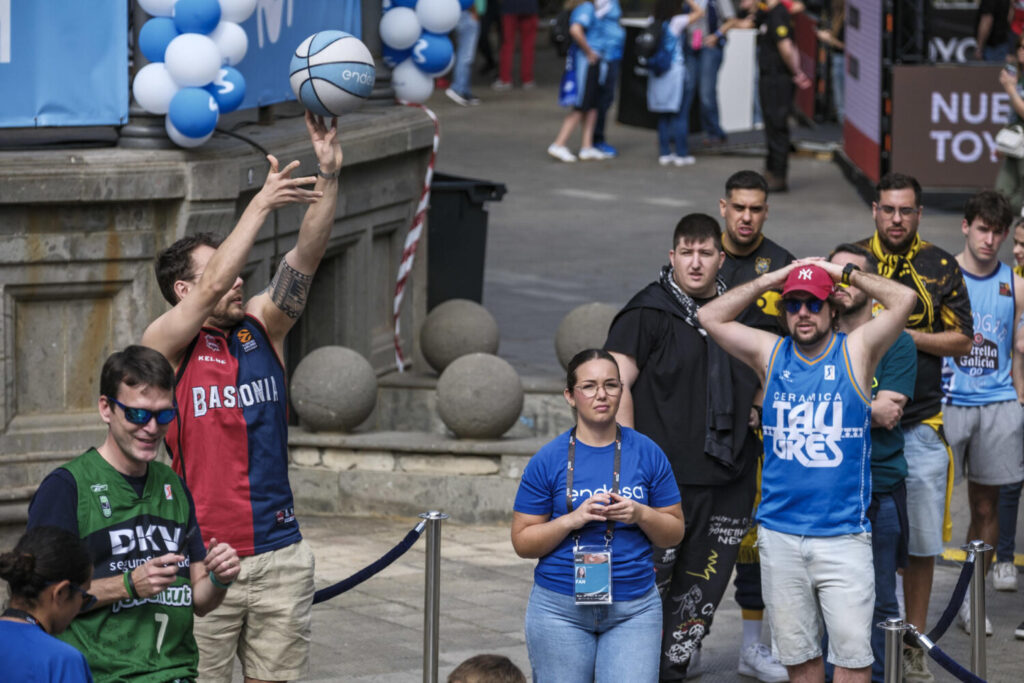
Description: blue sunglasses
105,396,176,425
782,298,825,314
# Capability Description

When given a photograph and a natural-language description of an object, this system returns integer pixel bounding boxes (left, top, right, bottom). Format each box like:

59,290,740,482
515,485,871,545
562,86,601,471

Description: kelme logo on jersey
765,392,863,468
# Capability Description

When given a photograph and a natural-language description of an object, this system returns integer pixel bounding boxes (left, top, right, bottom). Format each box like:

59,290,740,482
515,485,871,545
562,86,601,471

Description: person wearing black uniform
754,0,810,192
605,213,760,680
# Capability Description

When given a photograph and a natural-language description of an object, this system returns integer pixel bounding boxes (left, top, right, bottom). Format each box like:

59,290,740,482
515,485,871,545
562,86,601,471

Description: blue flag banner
236,0,362,109
0,0,130,127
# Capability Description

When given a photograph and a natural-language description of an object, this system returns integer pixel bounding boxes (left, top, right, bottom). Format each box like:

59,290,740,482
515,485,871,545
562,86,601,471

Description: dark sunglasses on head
782,298,825,314
45,580,97,613
105,396,176,425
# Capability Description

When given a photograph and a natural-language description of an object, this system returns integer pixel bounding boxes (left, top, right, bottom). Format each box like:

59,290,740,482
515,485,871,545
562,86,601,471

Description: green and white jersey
60,448,198,683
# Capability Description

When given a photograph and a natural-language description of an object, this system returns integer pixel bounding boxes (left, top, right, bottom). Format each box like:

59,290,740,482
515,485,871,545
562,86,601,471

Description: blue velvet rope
925,556,975,643
927,644,985,683
312,524,425,605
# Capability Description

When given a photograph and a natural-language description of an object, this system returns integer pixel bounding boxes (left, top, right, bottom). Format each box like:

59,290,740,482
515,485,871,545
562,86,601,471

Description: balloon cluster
380,0,471,103
132,0,256,147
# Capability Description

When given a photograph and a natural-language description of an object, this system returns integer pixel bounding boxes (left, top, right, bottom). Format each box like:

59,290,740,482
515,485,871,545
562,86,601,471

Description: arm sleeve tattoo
265,256,313,319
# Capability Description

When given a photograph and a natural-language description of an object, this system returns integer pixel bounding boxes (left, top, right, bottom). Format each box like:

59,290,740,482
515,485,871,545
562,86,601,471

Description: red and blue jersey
165,315,300,557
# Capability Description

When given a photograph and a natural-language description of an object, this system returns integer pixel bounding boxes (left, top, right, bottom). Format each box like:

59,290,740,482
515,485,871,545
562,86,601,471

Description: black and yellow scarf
868,232,933,331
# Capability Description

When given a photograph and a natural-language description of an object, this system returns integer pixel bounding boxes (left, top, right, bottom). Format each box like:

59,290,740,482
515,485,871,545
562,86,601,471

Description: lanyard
565,425,622,548
2,607,44,632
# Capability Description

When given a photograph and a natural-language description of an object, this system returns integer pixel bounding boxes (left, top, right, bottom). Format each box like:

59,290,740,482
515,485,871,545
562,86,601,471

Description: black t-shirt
719,236,795,334
978,0,1010,48
755,3,792,75
604,283,759,487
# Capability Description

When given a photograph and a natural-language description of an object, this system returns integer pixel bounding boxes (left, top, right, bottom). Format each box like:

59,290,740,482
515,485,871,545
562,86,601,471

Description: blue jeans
869,494,902,683
997,481,1023,562
657,111,687,156
451,10,480,96
525,583,662,683
593,60,620,146
683,45,726,141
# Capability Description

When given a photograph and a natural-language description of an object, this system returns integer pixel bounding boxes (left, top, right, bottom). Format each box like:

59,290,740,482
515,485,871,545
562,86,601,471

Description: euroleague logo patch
237,328,258,353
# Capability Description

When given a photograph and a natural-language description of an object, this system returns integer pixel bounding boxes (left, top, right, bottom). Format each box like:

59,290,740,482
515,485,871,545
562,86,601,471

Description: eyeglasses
574,381,623,398
70,584,97,612
878,205,919,218
105,396,176,425
782,298,826,314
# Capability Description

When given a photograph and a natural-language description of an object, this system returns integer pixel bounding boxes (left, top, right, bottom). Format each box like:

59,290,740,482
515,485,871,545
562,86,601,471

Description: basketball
289,31,375,117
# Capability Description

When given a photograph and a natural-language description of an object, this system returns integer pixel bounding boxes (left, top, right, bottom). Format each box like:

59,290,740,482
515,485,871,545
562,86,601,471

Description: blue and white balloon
166,116,214,147
383,0,418,9
138,0,176,17
139,17,180,63
133,62,181,114
411,32,454,75
205,66,246,113
458,0,473,9
168,87,220,138
380,7,421,50
165,32,222,86
382,44,411,68
209,20,248,65
415,0,461,34
392,58,434,103
218,0,257,23
172,0,221,35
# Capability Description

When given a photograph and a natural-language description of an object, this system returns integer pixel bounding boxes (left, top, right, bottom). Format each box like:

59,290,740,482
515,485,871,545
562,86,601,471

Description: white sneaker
993,561,1018,591
957,593,993,635
547,144,576,162
658,154,676,166
578,146,609,161
738,643,788,683
674,155,697,166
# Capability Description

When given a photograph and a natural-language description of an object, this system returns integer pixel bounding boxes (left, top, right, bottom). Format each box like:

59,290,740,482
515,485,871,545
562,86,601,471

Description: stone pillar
362,0,396,104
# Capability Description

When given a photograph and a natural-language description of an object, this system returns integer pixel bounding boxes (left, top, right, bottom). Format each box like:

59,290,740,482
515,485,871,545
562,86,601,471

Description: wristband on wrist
209,571,233,589
317,163,339,180
124,570,139,600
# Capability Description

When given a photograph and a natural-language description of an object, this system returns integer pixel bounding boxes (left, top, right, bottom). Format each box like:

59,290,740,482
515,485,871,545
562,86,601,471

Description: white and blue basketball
289,31,375,117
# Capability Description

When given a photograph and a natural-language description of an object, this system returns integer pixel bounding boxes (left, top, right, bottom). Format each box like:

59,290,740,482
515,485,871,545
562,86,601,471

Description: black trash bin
427,173,507,311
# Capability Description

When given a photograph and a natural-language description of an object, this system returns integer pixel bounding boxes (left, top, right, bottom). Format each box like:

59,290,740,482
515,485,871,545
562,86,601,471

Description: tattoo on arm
265,257,313,319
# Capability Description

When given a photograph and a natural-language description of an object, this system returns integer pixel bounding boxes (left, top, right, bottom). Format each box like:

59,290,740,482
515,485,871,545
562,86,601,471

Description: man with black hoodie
605,213,761,681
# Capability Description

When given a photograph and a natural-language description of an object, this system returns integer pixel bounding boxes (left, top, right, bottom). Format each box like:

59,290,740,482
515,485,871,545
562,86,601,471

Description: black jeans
656,465,756,680
758,70,793,179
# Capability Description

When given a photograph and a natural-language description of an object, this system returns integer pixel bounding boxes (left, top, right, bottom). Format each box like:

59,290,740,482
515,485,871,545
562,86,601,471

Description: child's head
447,654,526,683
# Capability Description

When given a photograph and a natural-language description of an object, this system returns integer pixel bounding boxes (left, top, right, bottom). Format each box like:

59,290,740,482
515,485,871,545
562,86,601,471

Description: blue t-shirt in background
514,427,680,600
0,620,93,682
571,0,625,62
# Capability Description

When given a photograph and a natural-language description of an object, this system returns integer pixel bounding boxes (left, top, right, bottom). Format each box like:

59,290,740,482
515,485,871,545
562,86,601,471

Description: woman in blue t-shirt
0,526,94,682
512,348,684,682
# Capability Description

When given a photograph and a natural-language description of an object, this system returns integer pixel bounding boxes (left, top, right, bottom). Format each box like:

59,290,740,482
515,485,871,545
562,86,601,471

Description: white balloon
379,7,421,50
138,0,176,17
166,116,214,148
165,33,222,87
133,62,181,114
392,59,434,103
210,21,248,65
218,0,257,23
415,0,461,34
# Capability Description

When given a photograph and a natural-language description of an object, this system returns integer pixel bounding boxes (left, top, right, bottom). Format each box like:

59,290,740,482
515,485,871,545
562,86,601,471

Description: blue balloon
383,0,417,9
173,0,221,35
410,32,454,75
205,66,246,113
168,87,219,138
139,17,180,63
459,0,473,10
381,43,411,68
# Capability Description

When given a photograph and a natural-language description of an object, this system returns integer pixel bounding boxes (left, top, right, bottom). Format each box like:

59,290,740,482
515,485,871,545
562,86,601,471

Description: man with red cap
698,260,916,683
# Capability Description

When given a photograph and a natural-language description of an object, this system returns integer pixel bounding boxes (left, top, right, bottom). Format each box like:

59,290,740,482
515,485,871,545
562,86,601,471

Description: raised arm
247,112,343,354
141,155,321,367
697,265,793,383
608,352,639,428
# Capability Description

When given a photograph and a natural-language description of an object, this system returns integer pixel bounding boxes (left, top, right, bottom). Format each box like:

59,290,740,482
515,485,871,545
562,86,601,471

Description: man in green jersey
27,345,240,682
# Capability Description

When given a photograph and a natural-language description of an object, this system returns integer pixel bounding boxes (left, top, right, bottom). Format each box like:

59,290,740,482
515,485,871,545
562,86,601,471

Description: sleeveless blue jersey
945,262,1017,406
759,332,872,536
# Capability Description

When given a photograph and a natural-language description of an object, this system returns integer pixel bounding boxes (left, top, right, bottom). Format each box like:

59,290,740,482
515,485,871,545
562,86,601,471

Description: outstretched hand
254,154,322,210
306,111,343,175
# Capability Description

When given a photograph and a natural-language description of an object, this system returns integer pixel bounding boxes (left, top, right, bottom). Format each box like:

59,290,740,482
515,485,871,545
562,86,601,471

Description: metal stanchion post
420,511,449,683
879,617,906,683
966,539,991,678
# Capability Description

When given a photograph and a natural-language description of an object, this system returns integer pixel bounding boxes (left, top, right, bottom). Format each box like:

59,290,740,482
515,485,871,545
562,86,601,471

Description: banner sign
890,64,1004,188
236,0,362,110
0,0,129,127
929,3,978,63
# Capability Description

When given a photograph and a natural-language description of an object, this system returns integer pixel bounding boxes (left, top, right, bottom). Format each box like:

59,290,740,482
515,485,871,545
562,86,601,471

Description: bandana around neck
659,265,727,337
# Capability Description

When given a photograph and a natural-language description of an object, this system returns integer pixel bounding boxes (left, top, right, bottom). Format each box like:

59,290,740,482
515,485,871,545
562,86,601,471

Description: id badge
574,545,613,604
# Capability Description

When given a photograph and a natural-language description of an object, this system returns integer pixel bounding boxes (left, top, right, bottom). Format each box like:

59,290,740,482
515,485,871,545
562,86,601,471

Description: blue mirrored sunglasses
105,396,176,425
782,298,825,314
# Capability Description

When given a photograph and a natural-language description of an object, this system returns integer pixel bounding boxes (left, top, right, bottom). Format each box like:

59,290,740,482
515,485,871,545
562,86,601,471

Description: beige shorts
194,539,315,682
945,401,1024,486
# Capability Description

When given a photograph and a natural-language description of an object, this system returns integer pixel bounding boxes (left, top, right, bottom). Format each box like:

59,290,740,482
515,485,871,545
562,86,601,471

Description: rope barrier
925,552,976,643
312,520,426,605
927,644,985,683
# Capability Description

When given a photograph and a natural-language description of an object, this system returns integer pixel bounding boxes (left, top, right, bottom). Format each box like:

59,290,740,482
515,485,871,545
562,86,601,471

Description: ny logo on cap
798,268,813,280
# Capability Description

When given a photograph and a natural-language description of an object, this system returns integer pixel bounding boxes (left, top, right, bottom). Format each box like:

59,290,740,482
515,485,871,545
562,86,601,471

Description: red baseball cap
782,264,835,300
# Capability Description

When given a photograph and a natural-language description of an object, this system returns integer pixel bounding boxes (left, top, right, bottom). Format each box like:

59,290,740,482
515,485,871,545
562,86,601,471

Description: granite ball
436,353,523,439
420,299,500,373
291,346,377,432
555,302,619,370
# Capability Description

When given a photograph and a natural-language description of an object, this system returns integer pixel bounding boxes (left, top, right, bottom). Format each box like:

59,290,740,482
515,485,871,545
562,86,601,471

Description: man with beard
699,260,916,683
604,214,761,680
854,172,973,682
141,112,342,683
831,244,917,683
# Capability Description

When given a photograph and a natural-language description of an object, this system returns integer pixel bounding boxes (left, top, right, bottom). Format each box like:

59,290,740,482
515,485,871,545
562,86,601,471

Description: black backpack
550,10,572,56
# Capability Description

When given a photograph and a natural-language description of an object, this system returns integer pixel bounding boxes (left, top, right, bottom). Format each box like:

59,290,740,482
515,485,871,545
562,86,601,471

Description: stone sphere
555,302,619,370
420,299,500,373
291,346,377,432
436,353,523,439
